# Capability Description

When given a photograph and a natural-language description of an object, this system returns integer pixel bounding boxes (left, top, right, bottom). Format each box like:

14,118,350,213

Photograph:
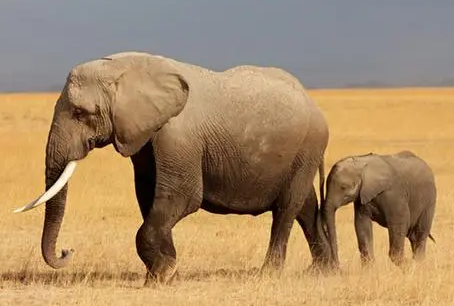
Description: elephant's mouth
89,135,113,150
88,138,96,150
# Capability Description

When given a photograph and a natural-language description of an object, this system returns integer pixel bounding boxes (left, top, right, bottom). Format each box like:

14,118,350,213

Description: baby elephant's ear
111,58,189,157
360,158,392,205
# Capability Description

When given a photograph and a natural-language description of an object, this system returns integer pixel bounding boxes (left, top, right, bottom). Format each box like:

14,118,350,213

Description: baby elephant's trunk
320,199,340,268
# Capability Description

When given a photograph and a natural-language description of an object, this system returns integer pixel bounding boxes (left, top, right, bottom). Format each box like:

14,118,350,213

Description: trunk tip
62,248,75,256
44,248,75,269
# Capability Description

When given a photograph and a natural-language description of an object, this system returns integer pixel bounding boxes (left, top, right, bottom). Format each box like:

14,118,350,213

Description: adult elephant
15,51,331,284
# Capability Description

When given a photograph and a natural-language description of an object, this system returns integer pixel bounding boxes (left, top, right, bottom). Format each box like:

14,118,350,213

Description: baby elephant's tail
428,233,436,244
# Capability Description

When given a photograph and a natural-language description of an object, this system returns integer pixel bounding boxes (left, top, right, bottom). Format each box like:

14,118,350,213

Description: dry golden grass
1,88,454,305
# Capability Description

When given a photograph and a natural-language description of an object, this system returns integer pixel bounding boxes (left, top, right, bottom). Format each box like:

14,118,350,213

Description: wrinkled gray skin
41,51,331,285
321,150,436,268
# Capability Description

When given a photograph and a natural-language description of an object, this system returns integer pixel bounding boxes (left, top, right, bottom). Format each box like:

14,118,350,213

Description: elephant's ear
111,60,189,157
359,158,392,205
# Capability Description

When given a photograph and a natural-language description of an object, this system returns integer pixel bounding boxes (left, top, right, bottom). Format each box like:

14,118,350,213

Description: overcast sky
1,0,453,90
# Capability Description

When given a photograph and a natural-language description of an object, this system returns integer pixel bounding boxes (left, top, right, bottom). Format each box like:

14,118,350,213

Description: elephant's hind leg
387,224,408,267
387,201,411,268
296,186,331,269
131,142,156,220
409,234,427,262
261,162,319,275
409,205,435,261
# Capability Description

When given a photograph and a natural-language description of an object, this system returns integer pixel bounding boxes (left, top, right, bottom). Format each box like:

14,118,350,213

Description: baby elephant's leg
387,223,408,267
409,205,435,261
354,211,375,266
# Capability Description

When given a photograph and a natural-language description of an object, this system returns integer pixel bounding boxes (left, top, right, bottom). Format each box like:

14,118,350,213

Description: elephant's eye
73,107,85,119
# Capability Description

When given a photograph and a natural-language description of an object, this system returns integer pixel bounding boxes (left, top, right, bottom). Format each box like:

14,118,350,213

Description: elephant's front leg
354,209,375,266
136,189,201,286
131,143,180,284
131,142,156,219
135,157,203,286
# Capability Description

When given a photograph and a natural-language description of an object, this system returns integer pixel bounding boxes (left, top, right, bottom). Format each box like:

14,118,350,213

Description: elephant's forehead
333,160,356,176
336,161,351,171
63,76,102,113
70,63,109,82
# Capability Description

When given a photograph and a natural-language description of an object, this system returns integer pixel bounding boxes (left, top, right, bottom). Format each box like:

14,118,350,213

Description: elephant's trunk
41,127,74,269
322,201,340,267
41,186,73,269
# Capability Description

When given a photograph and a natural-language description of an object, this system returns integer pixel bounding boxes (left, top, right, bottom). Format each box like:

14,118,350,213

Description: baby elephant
321,150,436,268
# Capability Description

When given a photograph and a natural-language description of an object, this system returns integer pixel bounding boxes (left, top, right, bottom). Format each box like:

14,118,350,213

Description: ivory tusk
14,161,77,213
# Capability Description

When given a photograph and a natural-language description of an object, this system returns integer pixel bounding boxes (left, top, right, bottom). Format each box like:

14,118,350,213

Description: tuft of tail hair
429,233,436,244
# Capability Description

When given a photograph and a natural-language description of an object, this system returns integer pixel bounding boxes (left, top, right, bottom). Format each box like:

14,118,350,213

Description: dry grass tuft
1,88,454,305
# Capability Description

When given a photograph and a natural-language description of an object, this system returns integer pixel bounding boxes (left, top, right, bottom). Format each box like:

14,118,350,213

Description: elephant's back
220,65,310,105
165,60,322,125
222,65,306,90
387,153,437,215
216,65,315,119
213,66,314,149
389,152,435,183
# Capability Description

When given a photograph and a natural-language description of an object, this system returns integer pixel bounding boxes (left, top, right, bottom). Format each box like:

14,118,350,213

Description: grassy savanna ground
1,88,454,305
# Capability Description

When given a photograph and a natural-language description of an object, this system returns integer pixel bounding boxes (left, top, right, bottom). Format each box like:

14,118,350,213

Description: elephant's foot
143,254,178,287
360,257,375,269
393,258,413,273
303,262,324,275
305,260,340,276
389,253,406,268
259,262,284,279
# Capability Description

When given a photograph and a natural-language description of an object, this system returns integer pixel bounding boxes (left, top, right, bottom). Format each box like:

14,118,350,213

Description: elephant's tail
429,233,436,244
318,158,325,204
